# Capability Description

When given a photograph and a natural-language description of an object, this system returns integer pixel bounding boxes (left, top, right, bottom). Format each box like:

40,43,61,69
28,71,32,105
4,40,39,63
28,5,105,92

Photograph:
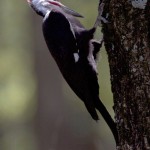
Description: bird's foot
94,1,109,28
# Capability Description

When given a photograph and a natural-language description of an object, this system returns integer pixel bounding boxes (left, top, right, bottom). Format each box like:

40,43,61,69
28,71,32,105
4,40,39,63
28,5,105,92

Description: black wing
42,10,99,120
42,10,78,61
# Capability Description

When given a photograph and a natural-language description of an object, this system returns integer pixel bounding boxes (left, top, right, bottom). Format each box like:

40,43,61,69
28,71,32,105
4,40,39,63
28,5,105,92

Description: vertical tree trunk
100,0,150,149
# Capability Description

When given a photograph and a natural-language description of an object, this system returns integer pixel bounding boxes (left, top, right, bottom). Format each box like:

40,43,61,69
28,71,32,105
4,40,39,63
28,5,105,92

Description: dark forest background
0,0,115,149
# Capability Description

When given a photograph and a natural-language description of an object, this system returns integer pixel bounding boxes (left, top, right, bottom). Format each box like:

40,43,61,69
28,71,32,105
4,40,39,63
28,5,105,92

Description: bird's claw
94,1,109,28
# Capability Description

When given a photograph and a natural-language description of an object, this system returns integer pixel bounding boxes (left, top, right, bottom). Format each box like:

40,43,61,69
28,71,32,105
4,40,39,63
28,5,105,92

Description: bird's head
27,0,83,17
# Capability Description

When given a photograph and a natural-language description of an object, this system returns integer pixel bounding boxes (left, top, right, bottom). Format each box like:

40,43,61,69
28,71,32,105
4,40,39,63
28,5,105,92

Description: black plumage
27,0,118,143
43,11,100,120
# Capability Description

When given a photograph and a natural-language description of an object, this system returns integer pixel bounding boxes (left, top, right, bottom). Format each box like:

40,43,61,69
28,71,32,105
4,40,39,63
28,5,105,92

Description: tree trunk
100,0,150,149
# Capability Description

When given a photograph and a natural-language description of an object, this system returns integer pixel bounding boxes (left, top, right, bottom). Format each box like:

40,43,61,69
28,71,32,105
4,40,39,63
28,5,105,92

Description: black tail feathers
84,102,99,121
95,98,119,144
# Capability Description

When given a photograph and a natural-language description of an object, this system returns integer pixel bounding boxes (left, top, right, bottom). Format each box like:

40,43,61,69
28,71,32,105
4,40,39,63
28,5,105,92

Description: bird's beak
48,0,83,18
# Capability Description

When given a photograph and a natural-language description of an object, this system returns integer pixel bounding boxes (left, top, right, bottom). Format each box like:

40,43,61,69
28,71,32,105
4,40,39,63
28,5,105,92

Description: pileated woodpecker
27,0,118,143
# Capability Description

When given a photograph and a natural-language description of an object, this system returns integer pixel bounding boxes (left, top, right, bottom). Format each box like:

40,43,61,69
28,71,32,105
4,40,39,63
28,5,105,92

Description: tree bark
100,0,150,149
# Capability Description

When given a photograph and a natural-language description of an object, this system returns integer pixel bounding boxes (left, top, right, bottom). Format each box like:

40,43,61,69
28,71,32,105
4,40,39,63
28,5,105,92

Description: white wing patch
73,53,79,62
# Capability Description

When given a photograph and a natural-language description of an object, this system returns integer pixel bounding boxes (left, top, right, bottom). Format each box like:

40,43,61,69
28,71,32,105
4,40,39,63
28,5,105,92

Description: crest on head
27,0,83,18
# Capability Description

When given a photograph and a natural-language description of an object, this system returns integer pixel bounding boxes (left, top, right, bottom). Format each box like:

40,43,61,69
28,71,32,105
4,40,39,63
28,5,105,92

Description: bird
27,0,118,143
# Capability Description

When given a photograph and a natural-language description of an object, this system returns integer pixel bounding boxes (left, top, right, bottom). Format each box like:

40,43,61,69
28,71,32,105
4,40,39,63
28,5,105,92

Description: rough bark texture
100,0,150,149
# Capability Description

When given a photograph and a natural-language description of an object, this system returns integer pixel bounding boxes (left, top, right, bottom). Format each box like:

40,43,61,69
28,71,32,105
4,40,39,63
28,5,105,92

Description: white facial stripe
43,10,51,21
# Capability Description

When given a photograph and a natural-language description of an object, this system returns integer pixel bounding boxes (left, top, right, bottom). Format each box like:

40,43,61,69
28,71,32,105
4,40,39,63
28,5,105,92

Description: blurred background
0,0,115,150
